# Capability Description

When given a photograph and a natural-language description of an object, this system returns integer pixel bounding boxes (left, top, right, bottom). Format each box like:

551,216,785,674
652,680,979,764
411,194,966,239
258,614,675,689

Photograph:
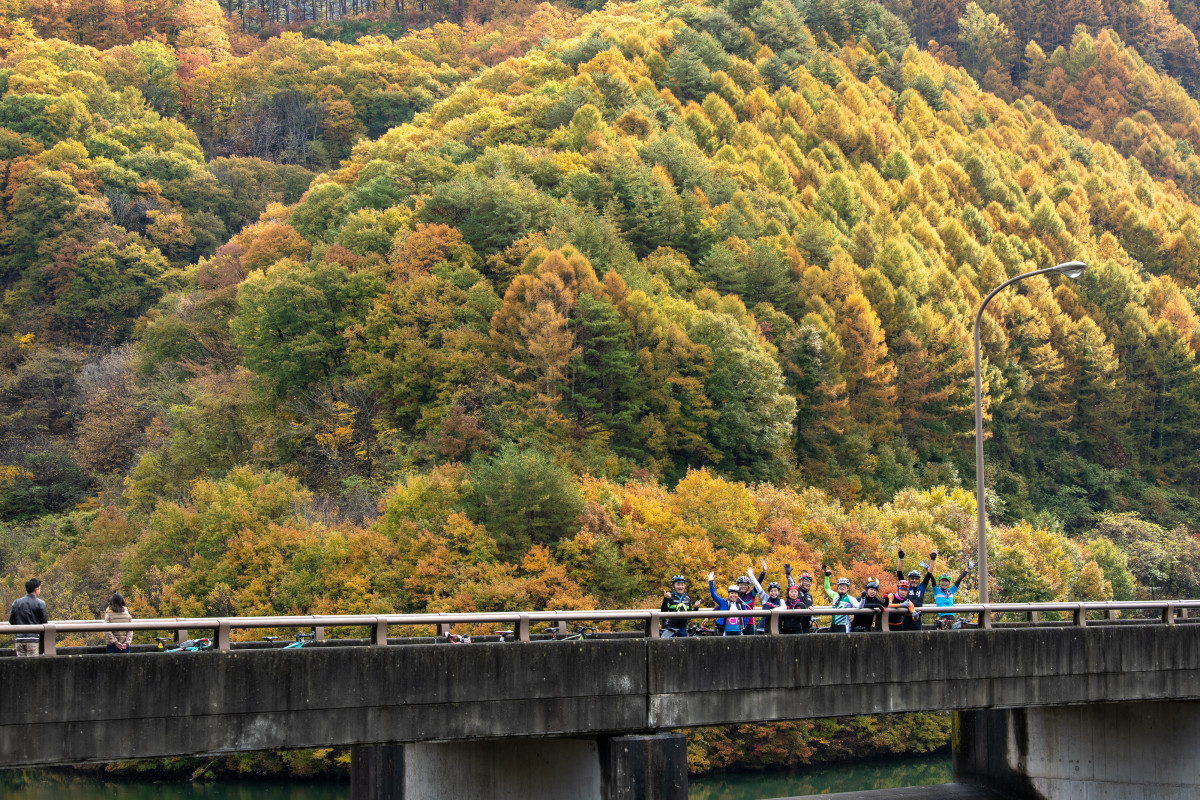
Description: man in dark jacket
8,578,48,656
661,574,694,637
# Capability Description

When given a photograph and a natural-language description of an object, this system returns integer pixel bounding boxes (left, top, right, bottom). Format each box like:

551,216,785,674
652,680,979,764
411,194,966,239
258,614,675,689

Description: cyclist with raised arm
896,549,934,629
933,559,971,629
747,569,783,633
784,564,814,633
708,572,748,636
737,560,767,634
823,568,860,633
661,574,693,638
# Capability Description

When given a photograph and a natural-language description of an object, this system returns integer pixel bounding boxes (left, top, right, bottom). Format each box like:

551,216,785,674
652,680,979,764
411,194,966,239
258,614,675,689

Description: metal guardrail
2,600,1198,655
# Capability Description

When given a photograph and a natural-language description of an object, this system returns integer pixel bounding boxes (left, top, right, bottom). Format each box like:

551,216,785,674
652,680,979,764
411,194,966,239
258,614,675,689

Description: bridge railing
3,600,1198,655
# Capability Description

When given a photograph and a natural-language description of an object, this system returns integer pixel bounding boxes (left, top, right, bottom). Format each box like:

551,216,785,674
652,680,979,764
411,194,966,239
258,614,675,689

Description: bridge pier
955,701,1200,799
350,733,687,800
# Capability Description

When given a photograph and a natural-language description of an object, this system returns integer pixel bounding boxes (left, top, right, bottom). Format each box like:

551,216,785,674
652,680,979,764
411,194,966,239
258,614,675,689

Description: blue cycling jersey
934,584,958,615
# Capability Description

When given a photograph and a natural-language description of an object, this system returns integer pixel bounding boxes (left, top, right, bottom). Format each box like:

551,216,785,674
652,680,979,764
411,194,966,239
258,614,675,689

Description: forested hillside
2,0,1200,774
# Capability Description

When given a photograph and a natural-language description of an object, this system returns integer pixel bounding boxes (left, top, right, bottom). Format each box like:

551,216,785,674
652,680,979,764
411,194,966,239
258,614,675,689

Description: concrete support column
955,701,1200,800
350,744,405,800
600,733,688,800
350,734,687,800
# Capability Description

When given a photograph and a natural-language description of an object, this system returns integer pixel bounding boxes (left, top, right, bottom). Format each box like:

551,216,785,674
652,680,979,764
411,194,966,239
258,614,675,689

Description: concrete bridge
3,603,1200,800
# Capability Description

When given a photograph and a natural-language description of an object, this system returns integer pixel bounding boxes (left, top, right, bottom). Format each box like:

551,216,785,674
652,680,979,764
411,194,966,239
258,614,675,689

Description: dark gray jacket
8,593,48,641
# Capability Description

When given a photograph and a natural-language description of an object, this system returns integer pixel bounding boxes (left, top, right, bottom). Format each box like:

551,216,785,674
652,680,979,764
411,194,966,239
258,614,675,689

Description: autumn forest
1,0,1200,775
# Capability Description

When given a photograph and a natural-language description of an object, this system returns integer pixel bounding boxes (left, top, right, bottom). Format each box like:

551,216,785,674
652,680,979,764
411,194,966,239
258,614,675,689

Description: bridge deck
2,625,1198,768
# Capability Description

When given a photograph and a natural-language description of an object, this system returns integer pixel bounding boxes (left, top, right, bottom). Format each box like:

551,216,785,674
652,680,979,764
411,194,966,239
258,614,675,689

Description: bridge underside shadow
955,700,1200,800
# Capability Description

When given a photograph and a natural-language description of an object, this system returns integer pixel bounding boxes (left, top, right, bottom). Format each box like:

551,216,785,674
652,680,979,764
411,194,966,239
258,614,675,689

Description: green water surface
688,753,953,798
1,753,951,800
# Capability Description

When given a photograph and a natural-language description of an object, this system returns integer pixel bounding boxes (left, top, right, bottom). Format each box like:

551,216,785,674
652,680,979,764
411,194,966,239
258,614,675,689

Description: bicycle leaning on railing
155,636,213,652
263,632,315,649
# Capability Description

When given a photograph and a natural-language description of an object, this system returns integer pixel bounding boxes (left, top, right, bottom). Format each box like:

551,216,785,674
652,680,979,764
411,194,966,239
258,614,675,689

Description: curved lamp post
973,260,1087,603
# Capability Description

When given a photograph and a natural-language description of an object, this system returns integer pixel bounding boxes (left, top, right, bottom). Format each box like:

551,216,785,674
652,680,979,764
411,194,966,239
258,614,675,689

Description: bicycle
263,632,315,649
544,624,599,641
685,622,719,637
155,636,213,652
445,633,472,643
492,629,515,642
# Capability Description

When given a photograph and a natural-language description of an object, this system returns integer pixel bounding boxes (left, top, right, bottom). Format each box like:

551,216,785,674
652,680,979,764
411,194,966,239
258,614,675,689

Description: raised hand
707,571,715,582
784,563,792,575
930,551,938,562
898,549,905,560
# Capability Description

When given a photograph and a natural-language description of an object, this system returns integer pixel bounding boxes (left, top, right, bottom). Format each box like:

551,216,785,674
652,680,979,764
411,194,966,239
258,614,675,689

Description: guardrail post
979,609,992,630
373,618,389,646
437,623,450,638
1073,604,1087,627
1163,604,1176,626
1181,607,1190,620
516,614,531,642
40,624,56,656
216,620,231,652
879,608,889,632
1105,608,1117,622
767,609,780,635
174,626,189,645
557,618,569,637
1027,610,1038,623
313,626,325,642
647,612,662,640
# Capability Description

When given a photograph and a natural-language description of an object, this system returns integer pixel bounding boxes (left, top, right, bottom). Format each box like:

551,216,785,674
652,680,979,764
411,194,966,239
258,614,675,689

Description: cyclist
858,578,886,631
934,564,970,629
661,574,693,638
822,569,861,633
896,549,935,629
777,566,816,633
747,570,783,633
786,565,815,633
708,572,748,636
883,579,918,631
737,560,767,633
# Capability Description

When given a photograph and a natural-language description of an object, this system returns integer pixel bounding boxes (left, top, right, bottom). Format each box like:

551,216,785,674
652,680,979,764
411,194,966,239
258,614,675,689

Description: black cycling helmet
736,575,751,586
767,581,781,591
670,574,686,584
865,579,880,590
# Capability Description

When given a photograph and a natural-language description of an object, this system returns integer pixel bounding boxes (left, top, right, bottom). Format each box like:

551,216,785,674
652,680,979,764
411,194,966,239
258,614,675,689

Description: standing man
896,549,935,629
8,578,48,656
661,574,693,638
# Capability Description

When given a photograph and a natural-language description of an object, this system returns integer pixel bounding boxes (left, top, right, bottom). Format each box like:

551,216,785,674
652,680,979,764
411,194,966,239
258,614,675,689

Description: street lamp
973,260,1087,604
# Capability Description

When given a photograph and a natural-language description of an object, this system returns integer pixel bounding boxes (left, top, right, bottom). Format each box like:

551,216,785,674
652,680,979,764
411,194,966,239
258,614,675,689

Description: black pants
826,623,849,633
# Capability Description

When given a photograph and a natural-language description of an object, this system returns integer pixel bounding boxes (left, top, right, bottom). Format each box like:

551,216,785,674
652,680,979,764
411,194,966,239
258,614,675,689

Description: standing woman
104,593,133,653
707,572,747,636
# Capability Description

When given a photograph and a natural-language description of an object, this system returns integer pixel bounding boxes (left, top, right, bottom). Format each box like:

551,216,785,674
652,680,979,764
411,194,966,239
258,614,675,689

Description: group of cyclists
660,550,972,636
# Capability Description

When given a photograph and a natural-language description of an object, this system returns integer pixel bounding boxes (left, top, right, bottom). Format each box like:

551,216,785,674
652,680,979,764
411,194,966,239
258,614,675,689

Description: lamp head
1055,260,1087,279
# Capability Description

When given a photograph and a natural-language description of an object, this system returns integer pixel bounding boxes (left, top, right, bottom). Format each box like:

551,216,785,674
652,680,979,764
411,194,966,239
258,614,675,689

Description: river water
1,753,952,799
